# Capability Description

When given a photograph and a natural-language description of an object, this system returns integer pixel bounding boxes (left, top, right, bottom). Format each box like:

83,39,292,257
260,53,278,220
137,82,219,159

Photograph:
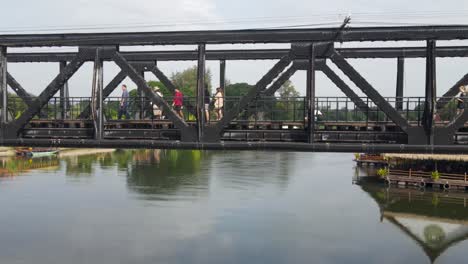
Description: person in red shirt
172,89,184,119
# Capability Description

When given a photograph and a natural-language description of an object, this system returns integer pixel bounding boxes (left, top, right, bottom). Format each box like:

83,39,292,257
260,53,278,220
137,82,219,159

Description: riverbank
0,147,115,158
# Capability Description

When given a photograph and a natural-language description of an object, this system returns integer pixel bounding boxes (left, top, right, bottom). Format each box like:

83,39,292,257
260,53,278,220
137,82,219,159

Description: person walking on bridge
456,85,466,115
214,87,224,121
118,84,130,120
152,86,163,120
172,88,184,119
204,85,211,122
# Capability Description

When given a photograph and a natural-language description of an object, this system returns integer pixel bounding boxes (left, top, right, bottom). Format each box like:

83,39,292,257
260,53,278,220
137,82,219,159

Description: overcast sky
3,0,468,98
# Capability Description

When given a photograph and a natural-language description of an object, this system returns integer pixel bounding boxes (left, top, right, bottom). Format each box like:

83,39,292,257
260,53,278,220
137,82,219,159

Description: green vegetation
377,168,389,178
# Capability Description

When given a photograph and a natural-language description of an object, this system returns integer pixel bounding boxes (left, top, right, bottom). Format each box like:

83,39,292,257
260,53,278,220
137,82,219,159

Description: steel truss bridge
1,25,468,153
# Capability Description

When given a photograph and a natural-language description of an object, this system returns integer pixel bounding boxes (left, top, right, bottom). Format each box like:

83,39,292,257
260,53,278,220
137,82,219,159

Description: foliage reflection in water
0,151,467,264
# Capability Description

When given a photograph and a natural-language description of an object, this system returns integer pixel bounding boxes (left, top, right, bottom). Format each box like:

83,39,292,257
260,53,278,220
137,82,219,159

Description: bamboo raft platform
354,154,388,166
386,169,468,190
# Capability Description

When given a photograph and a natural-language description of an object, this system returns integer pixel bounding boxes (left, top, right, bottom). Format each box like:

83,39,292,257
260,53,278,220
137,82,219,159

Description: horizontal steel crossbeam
2,26,468,47
7,46,468,63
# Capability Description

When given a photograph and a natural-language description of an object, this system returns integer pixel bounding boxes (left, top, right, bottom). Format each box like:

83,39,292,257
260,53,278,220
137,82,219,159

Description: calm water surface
0,150,467,264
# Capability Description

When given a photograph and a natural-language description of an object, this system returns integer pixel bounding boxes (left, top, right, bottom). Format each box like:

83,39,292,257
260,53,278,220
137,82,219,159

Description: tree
170,66,212,96
276,80,300,98
274,81,302,121
225,82,252,97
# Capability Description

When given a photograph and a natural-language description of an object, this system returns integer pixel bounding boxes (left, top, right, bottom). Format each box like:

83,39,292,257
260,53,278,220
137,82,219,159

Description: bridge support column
0,47,7,128
96,56,104,140
220,60,226,91
396,57,404,111
423,40,436,145
306,44,316,143
138,70,145,120
59,61,70,119
196,44,206,141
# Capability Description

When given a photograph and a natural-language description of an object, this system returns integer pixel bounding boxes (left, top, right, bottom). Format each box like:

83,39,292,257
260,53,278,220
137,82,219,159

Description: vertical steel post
59,61,69,119
306,44,316,143
220,59,226,90
396,57,404,111
138,69,145,120
196,44,206,141
97,58,104,140
0,47,6,135
0,47,7,126
423,40,436,144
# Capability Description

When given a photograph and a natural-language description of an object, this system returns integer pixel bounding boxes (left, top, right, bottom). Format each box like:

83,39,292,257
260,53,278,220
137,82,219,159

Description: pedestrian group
118,84,224,121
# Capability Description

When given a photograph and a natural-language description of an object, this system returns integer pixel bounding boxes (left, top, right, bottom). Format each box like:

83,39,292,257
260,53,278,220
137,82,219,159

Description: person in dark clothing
118,84,130,120
204,85,211,122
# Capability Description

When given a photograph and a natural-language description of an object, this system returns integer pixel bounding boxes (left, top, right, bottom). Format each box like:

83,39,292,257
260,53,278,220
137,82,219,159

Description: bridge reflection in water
1,151,468,262
359,180,468,264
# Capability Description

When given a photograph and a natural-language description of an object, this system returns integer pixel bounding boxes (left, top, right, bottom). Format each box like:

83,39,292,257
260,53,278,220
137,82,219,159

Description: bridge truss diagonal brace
447,110,468,134
6,73,34,107
112,52,196,141
79,70,127,119
263,64,298,96
205,54,293,141
330,50,410,133
8,52,86,138
436,73,468,110
320,64,370,115
150,66,196,116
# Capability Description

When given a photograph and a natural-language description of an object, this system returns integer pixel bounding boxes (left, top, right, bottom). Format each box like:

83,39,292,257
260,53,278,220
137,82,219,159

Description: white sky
3,0,468,98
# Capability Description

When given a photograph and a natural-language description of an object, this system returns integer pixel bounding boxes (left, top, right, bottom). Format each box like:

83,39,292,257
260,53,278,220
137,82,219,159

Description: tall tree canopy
276,80,300,98
170,66,212,96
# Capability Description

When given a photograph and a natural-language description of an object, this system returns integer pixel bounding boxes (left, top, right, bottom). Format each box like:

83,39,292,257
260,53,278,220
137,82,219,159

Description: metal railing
5,95,467,126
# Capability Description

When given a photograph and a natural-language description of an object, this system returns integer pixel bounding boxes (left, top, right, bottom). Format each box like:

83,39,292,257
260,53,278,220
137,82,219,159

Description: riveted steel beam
330,50,409,132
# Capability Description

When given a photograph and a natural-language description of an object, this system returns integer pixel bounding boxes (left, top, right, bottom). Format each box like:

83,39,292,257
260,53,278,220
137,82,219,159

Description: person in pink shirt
172,89,184,119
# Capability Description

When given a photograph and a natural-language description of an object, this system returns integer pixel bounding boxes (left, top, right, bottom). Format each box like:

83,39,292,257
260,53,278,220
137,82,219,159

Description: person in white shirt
152,86,163,120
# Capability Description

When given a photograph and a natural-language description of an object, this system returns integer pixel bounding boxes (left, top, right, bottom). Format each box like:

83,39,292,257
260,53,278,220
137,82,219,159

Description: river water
0,150,467,264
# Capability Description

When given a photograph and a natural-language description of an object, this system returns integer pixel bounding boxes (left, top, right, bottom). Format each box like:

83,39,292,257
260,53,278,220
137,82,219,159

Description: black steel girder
7,46,468,63
2,26,468,47
7,53,86,137
2,138,468,154
6,72,34,106
321,64,370,114
330,50,410,132
263,65,298,96
437,73,468,110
